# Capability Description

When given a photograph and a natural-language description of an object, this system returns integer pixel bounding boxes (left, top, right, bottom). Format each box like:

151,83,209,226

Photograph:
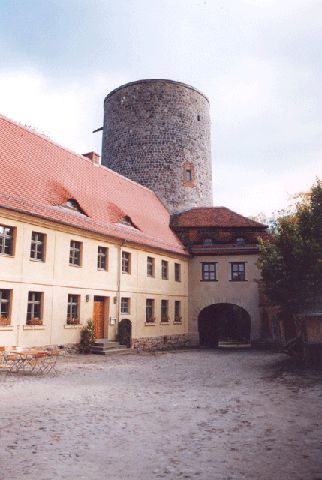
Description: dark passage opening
198,303,251,348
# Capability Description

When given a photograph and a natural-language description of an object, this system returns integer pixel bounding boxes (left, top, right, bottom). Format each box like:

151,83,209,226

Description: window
197,114,201,121
122,251,131,274
161,260,168,280
231,262,246,281
30,231,45,261
121,297,130,314
97,246,108,270
201,262,217,281
26,291,43,325
146,299,155,323
147,256,155,277
0,224,14,256
161,300,169,322
174,301,182,323
174,263,181,282
235,238,246,246
69,240,82,266
67,294,80,324
203,238,213,246
0,289,11,324
185,169,192,181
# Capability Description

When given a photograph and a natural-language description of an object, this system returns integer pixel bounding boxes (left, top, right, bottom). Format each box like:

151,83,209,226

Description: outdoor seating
0,346,60,378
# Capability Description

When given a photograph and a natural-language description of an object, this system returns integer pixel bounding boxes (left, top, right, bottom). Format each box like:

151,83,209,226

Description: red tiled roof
171,207,267,229
0,114,187,256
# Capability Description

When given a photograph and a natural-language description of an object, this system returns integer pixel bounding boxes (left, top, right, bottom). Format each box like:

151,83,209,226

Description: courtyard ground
0,349,321,480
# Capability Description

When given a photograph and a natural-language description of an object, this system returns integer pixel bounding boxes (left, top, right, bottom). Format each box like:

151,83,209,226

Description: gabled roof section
171,207,267,229
0,114,187,256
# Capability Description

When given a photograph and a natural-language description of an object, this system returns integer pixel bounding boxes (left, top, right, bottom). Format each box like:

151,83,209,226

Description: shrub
80,319,96,353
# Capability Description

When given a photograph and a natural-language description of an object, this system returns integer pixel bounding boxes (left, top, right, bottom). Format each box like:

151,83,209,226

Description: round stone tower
101,79,213,214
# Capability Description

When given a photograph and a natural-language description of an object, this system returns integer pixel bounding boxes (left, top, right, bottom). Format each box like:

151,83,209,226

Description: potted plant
0,315,10,326
28,317,43,325
66,316,80,325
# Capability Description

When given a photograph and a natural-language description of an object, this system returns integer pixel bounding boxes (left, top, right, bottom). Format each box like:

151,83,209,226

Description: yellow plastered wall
0,210,188,347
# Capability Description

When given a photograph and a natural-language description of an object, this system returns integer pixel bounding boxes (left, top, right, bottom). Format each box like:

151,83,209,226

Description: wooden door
93,299,105,339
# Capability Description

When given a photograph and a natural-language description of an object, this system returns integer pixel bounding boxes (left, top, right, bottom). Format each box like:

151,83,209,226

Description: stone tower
101,79,213,214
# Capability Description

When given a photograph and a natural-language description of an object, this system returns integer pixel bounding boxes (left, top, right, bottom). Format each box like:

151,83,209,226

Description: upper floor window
0,289,11,325
26,291,43,325
146,299,155,323
30,231,46,261
122,251,131,274
97,246,108,270
235,237,246,246
0,224,14,256
69,240,82,266
161,260,168,280
161,300,169,322
174,263,181,282
67,294,80,324
185,169,192,181
147,256,155,277
231,262,246,281
174,301,182,323
182,161,195,186
201,262,217,281
121,297,130,314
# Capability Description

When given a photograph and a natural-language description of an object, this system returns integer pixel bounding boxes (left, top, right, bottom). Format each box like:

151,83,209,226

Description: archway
198,303,251,347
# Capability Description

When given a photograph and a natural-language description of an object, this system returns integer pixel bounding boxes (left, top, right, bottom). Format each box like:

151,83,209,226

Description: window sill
29,258,45,263
0,253,14,258
97,268,108,272
160,321,170,325
229,280,248,282
120,312,130,316
64,324,82,329
23,325,45,330
145,322,156,326
69,264,82,268
0,325,14,331
173,321,183,325
200,279,218,282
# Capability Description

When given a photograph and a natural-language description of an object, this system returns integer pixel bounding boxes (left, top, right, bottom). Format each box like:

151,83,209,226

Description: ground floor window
0,289,11,324
161,300,169,322
26,291,43,325
67,294,80,324
121,297,130,314
174,301,182,323
146,299,155,323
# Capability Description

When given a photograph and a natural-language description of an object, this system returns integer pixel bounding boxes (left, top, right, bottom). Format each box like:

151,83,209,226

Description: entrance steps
91,339,129,355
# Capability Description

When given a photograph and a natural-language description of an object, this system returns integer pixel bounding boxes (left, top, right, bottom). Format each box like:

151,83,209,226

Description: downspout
116,240,126,333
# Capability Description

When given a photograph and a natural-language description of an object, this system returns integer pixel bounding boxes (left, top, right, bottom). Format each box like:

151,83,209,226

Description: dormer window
203,238,213,246
236,237,246,246
62,199,86,215
119,215,138,229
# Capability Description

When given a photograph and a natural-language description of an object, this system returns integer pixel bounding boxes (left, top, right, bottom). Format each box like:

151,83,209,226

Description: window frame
145,299,155,323
26,291,43,325
0,289,12,324
122,251,131,274
30,231,46,262
230,262,246,282
120,297,130,315
67,294,80,324
69,240,82,267
147,256,155,277
161,260,169,280
201,262,217,282
0,224,15,256
97,246,108,271
161,299,169,323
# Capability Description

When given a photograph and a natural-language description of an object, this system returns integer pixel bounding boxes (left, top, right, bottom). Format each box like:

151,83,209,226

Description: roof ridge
0,112,167,201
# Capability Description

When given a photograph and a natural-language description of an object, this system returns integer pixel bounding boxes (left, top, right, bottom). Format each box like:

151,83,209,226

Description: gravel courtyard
0,349,321,480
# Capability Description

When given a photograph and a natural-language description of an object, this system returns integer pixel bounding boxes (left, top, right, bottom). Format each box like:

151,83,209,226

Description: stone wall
132,333,190,351
101,79,213,214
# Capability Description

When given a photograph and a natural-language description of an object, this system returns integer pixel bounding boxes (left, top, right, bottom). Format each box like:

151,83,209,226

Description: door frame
93,296,110,339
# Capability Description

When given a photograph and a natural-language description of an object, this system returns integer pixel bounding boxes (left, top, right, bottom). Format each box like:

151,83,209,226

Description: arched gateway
198,303,251,347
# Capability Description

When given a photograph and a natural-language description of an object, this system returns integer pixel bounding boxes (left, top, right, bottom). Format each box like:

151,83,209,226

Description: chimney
83,151,101,166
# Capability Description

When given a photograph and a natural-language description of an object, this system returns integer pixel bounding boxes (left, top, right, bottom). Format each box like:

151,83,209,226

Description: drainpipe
116,240,126,333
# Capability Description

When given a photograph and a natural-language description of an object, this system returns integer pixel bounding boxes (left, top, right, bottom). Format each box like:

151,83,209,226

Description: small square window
69,240,82,266
0,289,11,325
121,297,130,314
67,294,80,324
26,291,43,325
161,260,168,280
231,262,246,281
122,251,131,274
175,263,181,282
146,299,155,323
30,231,46,261
201,262,217,281
0,224,15,256
161,300,169,322
147,256,155,277
98,246,108,270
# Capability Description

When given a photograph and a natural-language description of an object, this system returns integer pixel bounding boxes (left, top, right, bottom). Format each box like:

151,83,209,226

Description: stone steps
91,340,129,355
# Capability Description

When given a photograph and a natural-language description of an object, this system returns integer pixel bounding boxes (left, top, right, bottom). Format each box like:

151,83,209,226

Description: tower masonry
101,79,213,214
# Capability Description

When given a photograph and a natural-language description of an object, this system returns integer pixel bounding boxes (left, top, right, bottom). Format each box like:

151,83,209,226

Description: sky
0,0,321,217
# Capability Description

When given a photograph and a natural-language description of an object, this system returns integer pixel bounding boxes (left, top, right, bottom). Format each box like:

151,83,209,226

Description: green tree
258,179,322,319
